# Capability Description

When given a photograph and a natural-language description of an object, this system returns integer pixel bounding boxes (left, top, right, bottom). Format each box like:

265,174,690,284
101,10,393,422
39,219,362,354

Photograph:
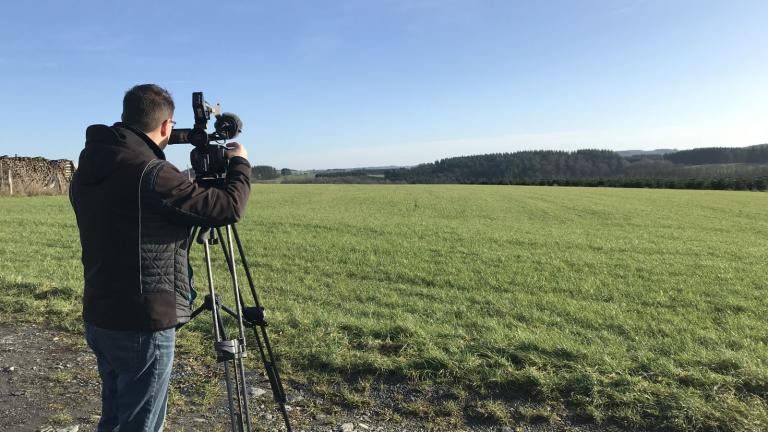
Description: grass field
1,185,767,431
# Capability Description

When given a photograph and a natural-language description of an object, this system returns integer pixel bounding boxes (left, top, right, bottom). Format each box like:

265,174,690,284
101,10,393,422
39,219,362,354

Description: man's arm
142,148,251,227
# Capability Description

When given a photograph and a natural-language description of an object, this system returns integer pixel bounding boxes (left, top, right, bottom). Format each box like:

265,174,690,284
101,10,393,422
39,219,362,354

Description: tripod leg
226,345,250,432
187,226,198,254
230,227,291,431
216,298,247,432
223,361,243,432
235,357,253,431
202,234,223,341
216,226,250,349
188,227,279,431
250,325,291,431
202,234,242,431
217,226,254,432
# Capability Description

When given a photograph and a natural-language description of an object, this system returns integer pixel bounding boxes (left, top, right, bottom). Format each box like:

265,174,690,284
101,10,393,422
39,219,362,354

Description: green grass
1,185,767,430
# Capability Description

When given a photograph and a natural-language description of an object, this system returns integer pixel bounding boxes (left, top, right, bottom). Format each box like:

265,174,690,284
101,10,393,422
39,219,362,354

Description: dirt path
0,323,448,431
0,323,606,432
0,323,101,431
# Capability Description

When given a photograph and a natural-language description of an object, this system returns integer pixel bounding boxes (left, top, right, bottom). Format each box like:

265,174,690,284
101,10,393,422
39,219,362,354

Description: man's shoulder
141,159,193,196
85,124,124,144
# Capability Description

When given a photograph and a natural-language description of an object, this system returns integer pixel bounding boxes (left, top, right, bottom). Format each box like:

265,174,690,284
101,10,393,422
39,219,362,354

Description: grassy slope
1,185,767,430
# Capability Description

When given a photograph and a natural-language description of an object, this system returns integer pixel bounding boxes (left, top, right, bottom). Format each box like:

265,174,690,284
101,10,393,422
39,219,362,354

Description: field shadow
0,277,81,331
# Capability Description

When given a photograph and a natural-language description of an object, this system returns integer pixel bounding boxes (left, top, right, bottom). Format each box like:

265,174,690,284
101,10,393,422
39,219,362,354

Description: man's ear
160,119,171,137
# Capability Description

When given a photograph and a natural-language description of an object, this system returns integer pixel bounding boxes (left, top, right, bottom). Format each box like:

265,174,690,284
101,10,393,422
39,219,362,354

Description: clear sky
1,0,766,170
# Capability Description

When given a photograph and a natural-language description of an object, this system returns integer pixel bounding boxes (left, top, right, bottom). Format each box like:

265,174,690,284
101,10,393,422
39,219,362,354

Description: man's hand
225,142,248,161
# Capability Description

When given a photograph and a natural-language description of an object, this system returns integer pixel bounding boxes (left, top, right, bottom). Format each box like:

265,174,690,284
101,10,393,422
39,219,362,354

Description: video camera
169,92,242,180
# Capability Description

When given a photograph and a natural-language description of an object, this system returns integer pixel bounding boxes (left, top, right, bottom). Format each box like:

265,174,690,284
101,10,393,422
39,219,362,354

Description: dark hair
121,84,175,133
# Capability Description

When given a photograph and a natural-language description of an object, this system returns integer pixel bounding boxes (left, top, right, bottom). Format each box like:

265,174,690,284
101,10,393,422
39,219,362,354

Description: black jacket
69,123,251,331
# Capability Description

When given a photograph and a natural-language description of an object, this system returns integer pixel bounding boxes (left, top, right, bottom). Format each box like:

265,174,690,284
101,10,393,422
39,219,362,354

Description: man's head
121,84,175,148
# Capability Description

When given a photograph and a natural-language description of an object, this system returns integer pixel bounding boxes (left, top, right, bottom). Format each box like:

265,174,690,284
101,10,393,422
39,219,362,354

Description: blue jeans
85,322,176,432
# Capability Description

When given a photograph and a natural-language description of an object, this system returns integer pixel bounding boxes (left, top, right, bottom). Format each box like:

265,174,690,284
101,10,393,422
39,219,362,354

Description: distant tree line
377,145,768,191
507,176,768,191
283,175,389,184
385,150,626,183
663,145,768,165
251,165,279,180
252,144,768,191
315,169,389,178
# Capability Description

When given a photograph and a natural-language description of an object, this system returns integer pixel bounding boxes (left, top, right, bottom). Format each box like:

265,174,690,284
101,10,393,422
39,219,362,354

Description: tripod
182,223,292,432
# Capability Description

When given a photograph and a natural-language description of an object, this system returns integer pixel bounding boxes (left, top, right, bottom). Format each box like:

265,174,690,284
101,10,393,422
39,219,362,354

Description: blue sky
1,0,766,170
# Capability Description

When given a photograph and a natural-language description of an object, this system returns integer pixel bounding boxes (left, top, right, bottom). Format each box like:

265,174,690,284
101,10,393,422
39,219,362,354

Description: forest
267,144,768,190
380,145,768,190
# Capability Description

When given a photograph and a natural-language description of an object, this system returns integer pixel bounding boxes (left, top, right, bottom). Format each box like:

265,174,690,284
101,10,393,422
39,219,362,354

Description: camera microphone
215,113,242,140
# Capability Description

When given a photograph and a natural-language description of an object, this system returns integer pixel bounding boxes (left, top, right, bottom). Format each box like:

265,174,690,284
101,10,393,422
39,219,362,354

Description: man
69,84,251,431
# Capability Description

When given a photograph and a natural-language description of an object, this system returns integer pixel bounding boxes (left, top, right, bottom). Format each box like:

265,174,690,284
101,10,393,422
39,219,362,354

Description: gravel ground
0,323,619,432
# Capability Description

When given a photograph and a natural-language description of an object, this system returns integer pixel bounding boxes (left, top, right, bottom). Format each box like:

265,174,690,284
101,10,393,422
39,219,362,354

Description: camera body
169,92,242,180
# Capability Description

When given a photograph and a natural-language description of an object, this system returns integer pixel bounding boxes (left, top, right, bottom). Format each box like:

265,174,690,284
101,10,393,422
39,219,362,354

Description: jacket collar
114,122,166,160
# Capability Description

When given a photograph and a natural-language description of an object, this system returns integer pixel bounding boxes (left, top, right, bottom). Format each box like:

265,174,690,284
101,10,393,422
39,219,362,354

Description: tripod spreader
191,297,268,331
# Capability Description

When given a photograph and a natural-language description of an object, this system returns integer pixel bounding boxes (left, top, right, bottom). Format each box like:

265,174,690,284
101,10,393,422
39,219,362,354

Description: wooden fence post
8,169,13,196
55,171,66,194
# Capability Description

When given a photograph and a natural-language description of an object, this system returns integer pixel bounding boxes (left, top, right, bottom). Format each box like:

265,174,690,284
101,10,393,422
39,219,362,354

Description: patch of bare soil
0,323,615,432
0,323,100,431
